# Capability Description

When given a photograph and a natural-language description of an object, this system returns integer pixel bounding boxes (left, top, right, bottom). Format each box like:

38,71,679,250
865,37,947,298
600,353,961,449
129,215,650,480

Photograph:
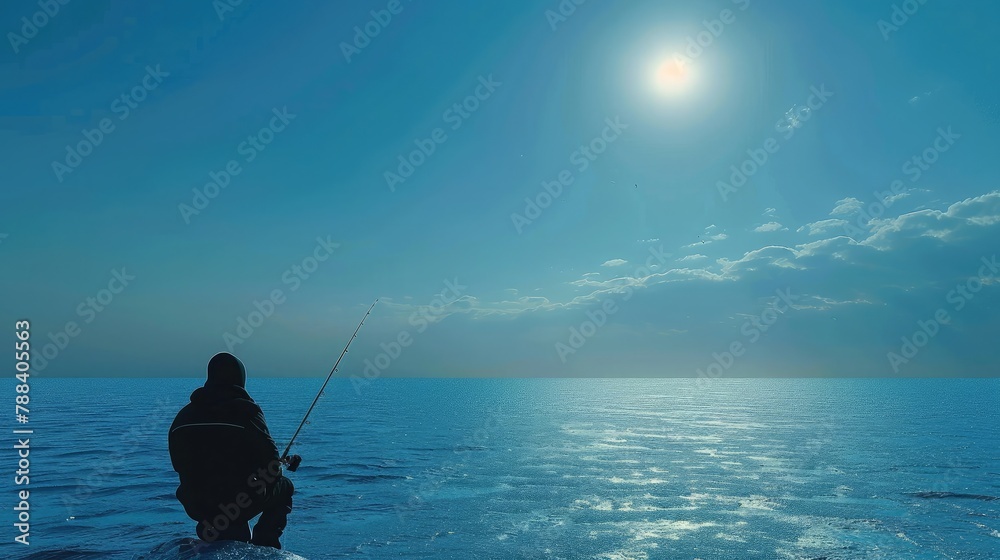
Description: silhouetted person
169,352,297,549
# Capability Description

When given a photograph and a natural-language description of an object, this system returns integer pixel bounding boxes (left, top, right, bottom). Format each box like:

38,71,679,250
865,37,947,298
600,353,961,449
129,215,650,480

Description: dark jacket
168,384,279,502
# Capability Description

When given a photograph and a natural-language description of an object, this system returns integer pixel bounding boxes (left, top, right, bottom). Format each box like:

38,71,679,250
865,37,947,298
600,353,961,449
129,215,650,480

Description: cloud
569,269,663,290
831,197,863,216
683,233,728,248
763,207,777,217
887,192,910,204
862,191,1000,250
754,222,786,232
798,218,849,236
401,188,1000,377
474,191,1000,321
793,235,861,259
638,238,660,243
659,267,726,282
792,294,874,311
377,293,481,323
457,295,558,318
601,259,628,267
719,245,805,274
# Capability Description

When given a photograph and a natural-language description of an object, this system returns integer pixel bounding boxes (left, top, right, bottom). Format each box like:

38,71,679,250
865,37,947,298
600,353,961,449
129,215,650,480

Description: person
168,352,299,549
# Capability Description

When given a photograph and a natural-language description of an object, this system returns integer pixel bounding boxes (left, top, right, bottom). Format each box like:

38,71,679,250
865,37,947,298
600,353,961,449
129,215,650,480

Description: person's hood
205,352,246,388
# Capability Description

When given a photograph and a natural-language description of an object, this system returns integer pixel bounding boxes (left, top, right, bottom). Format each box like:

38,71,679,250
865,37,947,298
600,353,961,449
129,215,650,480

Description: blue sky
1,0,998,378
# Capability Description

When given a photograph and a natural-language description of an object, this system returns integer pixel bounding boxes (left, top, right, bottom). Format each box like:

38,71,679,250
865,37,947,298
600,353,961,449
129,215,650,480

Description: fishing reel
282,454,302,472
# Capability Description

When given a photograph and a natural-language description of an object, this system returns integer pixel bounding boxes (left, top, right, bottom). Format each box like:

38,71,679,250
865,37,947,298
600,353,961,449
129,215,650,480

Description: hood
206,352,246,388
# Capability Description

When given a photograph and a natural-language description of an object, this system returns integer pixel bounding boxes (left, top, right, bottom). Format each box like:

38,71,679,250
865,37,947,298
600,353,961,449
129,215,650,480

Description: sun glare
659,59,687,82
648,54,698,97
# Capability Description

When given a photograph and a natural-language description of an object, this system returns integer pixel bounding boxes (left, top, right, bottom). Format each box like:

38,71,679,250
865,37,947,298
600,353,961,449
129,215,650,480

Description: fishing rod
280,299,378,470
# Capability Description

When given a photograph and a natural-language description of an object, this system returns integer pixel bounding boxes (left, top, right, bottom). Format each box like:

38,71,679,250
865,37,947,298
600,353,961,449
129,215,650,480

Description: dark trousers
177,476,294,549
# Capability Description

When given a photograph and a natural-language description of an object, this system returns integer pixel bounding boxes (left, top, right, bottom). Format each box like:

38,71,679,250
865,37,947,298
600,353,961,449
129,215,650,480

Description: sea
1,377,998,559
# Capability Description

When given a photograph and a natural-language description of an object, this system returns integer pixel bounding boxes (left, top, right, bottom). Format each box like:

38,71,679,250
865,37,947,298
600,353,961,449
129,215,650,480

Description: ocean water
2,377,998,559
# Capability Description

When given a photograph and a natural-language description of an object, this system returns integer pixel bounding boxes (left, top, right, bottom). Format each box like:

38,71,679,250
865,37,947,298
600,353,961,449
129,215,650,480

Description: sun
649,55,697,97
658,59,688,82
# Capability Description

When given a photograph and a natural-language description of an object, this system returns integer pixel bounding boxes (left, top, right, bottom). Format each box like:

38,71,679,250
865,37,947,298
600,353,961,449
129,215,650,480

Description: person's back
169,353,294,549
